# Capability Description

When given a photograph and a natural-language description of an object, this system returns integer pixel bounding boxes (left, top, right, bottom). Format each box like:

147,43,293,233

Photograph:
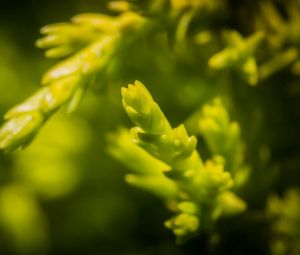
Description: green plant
0,0,299,254
109,81,246,242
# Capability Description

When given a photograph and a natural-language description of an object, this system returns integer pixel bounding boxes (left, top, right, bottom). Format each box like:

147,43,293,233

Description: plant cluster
0,0,299,254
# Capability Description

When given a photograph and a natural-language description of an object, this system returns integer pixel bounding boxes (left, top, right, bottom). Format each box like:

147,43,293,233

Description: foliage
0,0,299,254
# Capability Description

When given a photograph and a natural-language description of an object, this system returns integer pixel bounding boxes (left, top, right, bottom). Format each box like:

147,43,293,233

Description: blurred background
0,0,299,255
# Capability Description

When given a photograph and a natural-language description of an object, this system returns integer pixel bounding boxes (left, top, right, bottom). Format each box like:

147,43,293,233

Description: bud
178,201,198,214
121,81,172,135
172,124,197,157
202,159,234,194
165,212,199,237
213,191,247,219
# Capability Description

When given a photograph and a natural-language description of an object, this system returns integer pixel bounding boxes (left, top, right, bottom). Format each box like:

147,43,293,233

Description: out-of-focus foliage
267,189,300,255
0,0,299,254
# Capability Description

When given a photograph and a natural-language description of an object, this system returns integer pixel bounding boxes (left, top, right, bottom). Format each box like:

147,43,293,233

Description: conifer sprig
110,81,246,239
209,31,264,85
0,12,146,152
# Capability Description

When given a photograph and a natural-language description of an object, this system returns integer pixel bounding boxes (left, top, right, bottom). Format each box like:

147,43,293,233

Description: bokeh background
0,0,299,254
